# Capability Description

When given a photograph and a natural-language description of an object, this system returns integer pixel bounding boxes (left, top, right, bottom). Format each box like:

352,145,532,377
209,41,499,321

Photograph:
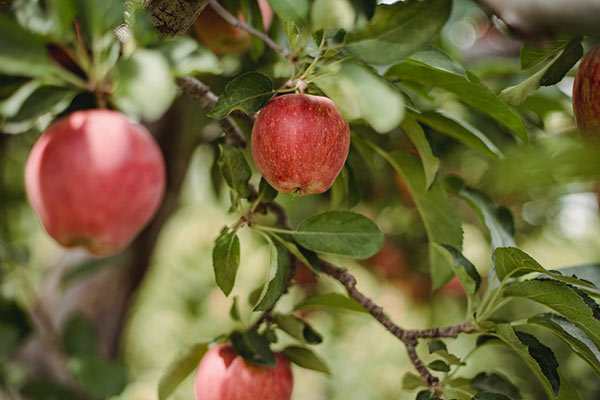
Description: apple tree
1,0,600,399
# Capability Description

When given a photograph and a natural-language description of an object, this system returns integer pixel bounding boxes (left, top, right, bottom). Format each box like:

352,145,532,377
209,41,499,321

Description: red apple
194,344,293,400
25,110,166,256
194,0,273,55
573,44,600,142
437,276,466,299
251,94,350,195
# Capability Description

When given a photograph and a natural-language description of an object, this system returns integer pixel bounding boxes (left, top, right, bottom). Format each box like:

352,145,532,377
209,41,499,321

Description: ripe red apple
251,94,350,195
194,344,293,400
573,44,600,142
25,110,166,256
194,0,273,55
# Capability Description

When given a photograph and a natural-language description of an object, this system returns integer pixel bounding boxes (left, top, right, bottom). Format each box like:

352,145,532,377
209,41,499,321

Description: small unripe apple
194,344,293,400
251,94,350,195
194,0,273,55
573,44,600,141
25,110,166,256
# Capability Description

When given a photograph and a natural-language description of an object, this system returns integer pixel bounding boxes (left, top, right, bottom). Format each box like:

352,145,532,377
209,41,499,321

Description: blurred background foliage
2,0,600,399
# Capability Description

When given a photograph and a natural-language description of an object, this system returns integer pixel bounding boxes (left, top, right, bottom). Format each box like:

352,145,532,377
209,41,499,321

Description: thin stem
207,0,290,59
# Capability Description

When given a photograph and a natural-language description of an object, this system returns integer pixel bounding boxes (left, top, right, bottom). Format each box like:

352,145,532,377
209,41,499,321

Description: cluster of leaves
1,0,599,399
0,0,221,134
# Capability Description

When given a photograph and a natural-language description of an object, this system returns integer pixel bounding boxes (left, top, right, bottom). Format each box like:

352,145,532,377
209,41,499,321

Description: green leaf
74,0,125,43
401,114,439,188
557,371,581,400
267,0,310,25
229,296,241,321
558,264,600,293
527,313,600,377
62,313,98,357
281,345,330,375
344,0,451,65
521,36,574,69
112,49,177,122
0,297,31,356
256,178,278,204
428,340,447,353
292,211,384,259
435,244,481,296
208,72,273,119
212,231,241,296
293,293,367,313
6,85,75,123
158,343,208,400
470,372,522,400
402,371,422,390
230,330,275,367
495,324,559,397
254,243,289,311
0,15,55,78
503,279,600,350
217,144,252,199
376,149,463,288
539,37,582,86
444,177,514,250
20,378,80,400
499,38,582,106
410,46,466,76
314,62,404,133
0,322,19,358
311,0,355,32
272,313,323,344
69,356,127,398
157,37,222,77
494,247,598,289
428,359,450,372
386,62,528,142
472,393,511,400
412,110,502,160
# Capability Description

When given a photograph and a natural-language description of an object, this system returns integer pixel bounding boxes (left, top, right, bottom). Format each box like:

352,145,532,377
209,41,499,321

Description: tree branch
206,0,290,59
175,77,247,147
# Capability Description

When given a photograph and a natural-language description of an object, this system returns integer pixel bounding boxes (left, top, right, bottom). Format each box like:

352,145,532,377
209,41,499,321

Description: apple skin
251,94,350,195
194,344,293,400
25,110,166,256
573,44,600,142
194,0,273,55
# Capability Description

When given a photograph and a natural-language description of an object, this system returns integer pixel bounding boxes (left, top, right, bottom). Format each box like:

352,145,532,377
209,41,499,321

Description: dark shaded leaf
212,231,241,296
471,372,521,400
217,144,252,199
272,313,322,344
69,356,127,398
527,313,600,377
62,313,98,357
230,330,275,367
